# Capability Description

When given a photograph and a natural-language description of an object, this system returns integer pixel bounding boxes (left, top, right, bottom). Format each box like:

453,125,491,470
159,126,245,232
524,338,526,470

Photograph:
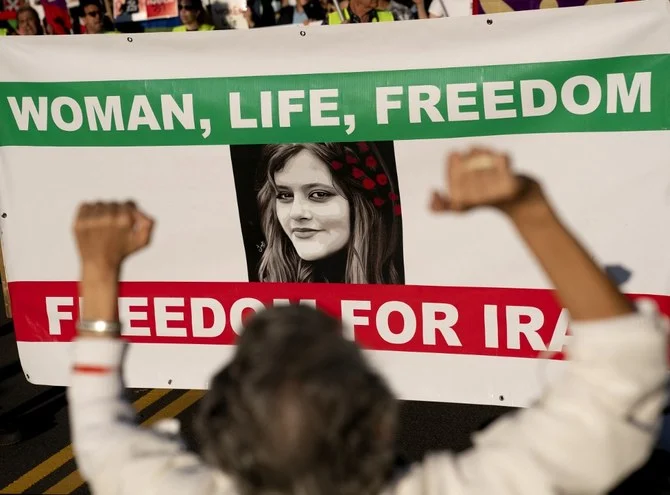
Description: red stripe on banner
9,281,670,360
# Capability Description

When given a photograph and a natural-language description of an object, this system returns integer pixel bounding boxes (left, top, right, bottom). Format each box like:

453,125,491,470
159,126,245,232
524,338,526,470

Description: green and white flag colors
0,0,668,407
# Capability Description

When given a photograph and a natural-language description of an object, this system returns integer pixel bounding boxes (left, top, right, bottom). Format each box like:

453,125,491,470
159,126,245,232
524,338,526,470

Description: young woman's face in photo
274,150,351,262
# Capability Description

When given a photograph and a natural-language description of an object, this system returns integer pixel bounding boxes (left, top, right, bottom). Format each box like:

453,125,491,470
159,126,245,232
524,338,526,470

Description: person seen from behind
68,148,668,495
173,0,215,31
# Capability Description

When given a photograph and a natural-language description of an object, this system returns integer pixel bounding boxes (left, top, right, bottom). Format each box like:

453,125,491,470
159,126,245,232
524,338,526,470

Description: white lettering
191,298,226,338
377,301,416,345
482,81,516,119
340,300,370,341
230,298,265,335
154,297,186,337
8,96,48,131
278,90,305,128
506,306,546,351
84,96,124,131
520,80,557,117
446,83,479,121
422,303,460,346
310,89,340,127
606,72,651,114
229,92,258,128
128,95,161,130
548,308,572,352
484,304,499,348
408,85,445,123
376,86,403,125
260,91,273,128
561,76,601,115
46,297,74,335
161,94,196,130
119,297,150,336
51,97,83,132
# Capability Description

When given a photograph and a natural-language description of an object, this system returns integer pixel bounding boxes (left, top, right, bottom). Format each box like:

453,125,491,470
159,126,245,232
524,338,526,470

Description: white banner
0,0,669,407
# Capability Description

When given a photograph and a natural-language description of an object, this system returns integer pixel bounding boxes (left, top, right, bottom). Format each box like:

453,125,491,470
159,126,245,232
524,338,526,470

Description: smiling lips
292,228,322,239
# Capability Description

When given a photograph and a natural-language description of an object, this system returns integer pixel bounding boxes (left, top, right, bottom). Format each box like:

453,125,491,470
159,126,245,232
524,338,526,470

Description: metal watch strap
76,320,122,335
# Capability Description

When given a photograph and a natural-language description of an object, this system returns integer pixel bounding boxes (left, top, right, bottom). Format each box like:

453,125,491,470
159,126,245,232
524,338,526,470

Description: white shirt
68,301,668,495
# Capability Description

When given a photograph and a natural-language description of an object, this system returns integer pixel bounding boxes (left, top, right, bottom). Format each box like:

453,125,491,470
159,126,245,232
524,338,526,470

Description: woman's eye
309,191,332,201
276,192,293,202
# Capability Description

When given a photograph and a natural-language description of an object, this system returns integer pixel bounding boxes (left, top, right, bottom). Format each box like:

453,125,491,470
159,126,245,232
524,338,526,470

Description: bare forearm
79,265,120,328
415,3,427,19
506,191,633,321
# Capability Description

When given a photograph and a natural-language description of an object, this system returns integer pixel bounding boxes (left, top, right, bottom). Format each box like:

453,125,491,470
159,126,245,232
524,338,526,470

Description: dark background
229,141,404,283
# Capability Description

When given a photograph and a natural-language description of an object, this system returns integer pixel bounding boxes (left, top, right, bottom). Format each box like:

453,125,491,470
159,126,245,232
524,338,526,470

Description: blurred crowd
0,0,456,36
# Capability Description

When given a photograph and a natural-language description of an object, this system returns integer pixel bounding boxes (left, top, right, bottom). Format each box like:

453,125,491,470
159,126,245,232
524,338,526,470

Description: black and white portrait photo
229,141,405,284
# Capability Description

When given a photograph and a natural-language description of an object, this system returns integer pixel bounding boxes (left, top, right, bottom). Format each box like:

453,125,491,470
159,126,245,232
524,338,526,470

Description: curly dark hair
194,305,399,495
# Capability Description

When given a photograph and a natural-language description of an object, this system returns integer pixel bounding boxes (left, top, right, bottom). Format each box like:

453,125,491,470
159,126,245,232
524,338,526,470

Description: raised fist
430,148,535,213
73,201,154,272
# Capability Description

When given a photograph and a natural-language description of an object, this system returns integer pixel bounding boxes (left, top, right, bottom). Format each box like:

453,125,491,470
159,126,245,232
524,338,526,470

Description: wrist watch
76,320,122,337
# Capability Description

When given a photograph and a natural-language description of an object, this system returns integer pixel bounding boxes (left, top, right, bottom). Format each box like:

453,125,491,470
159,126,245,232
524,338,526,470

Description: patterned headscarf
329,142,402,217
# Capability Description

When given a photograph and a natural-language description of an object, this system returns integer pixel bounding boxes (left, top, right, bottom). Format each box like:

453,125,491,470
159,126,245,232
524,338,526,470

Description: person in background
16,6,43,35
426,0,456,18
42,17,54,34
411,0,427,18
246,0,277,27
80,0,112,33
375,0,408,19
67,148,668,495
173,0,215,32
0,20,16,35
277,0,325,25
322,0,346,16
323,0,393,23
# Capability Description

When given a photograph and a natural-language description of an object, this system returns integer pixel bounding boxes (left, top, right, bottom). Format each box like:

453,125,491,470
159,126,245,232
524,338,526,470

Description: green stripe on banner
0,54,668,147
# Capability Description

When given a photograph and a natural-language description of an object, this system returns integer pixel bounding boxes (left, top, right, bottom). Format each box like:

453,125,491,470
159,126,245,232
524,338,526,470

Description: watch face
604,264,633,287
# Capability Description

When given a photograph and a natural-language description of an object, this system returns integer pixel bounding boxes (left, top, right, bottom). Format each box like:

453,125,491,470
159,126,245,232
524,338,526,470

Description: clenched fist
73,201,154,273
430,148,539,214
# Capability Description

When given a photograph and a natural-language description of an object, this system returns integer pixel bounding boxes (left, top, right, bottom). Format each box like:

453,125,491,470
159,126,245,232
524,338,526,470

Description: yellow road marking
134,389,172,413
142,390,204,426
0,389,170,494
43,390,205,494
43,470,83,495
0,445,74,495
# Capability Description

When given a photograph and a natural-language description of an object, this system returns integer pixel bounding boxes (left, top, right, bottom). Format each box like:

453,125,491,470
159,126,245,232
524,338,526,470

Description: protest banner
0,0,668,407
